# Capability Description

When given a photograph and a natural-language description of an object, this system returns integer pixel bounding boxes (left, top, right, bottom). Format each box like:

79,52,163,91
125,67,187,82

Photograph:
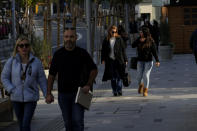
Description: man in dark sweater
46,27,98,131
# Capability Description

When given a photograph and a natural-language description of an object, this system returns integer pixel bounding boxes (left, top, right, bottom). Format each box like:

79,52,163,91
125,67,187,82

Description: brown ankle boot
143,88,148,97
138,83,144,94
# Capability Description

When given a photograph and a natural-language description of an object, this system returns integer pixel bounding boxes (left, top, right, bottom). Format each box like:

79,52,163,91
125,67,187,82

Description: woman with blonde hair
1,35,47,131
101,25,128,96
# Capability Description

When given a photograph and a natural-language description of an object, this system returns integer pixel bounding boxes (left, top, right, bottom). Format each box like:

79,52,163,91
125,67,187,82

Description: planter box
0,98,13,122
159,45,174,60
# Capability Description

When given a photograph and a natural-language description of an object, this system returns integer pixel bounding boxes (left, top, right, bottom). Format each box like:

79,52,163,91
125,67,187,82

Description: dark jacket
190,29,197,53
132,37,159,62
101,37,128,81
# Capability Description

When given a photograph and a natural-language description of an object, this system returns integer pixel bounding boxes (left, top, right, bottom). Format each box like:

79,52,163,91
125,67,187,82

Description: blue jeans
12,101,37,131
58,92,85,131
137,61,153,89
110,59,123,94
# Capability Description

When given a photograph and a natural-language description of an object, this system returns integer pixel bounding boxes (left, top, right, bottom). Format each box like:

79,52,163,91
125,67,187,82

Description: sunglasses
112,31,117,34
18,43,30,48
64,27,76,30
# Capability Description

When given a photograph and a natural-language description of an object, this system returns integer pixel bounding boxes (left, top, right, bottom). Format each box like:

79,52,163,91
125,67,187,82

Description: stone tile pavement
1,45,197,131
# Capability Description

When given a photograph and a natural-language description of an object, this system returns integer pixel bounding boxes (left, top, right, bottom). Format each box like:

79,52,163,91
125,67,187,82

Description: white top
22,64,27,72
109,37,116,60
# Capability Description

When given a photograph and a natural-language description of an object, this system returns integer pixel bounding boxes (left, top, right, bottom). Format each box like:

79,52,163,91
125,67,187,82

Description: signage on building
152,0,162,6
170,0,197,6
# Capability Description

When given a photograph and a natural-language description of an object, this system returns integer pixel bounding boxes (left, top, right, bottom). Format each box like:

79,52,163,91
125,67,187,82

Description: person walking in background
1,35,47,131
118,25,129,48
132,27,160,97
129,18,138,43
142,20,154,37
101,25,128,96
152,20,160,52
190,28,197,64
46,27,98,131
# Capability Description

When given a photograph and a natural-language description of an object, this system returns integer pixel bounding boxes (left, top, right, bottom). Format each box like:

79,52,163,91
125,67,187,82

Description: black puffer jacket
132,37,159,62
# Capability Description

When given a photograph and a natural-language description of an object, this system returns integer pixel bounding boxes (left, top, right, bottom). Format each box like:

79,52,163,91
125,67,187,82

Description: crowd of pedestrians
0,18,162,131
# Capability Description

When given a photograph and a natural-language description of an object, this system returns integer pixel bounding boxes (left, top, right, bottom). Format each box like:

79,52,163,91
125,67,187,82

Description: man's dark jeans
58,92,85,131
12,101,37,131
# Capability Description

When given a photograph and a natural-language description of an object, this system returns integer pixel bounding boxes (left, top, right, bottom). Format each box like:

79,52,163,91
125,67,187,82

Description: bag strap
21,58,35,80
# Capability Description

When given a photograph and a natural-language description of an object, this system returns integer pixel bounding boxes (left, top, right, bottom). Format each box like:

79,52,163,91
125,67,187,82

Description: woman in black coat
101,25,128,96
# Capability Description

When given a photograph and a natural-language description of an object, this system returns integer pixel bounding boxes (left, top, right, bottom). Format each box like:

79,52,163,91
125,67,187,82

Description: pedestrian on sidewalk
46,27,98,131
152,20,160,52
118,25,129,48
132,27,160,97
101,25,128,96
129,18,138,43
190,28,197,64
1,35,47,131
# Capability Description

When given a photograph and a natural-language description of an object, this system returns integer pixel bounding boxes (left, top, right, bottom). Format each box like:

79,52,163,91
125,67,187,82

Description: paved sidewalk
1,45,197,131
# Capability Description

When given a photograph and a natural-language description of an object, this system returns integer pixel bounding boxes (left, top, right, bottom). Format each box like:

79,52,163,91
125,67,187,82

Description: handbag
122,65,131,87
130,57,138,70
123,72,131,87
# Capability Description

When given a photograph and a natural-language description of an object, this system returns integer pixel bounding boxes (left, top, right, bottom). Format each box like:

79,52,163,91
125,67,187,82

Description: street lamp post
11,0,16,41
86,0,91,55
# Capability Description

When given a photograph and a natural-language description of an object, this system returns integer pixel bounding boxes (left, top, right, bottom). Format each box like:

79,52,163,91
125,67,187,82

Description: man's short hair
64,27,76,32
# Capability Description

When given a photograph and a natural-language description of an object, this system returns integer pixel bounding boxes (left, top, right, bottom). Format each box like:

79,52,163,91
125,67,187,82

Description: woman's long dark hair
141,27,154,49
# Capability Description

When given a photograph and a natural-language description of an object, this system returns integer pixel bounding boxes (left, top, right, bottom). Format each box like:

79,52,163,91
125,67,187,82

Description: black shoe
118,92,122,96
113,93,118,96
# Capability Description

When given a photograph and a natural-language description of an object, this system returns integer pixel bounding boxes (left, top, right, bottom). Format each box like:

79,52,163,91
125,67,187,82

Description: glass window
192,14,197,18
184,14,190,19
192,20,197,25
192,8,197,13
184,20,191,25
184,8,190,13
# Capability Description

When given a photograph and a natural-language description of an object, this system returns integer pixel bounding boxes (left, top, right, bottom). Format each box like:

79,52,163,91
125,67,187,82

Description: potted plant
159,20,174,60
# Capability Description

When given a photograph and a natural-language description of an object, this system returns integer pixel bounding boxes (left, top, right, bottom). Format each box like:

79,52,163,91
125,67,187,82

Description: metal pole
43,7,47,43
125,3,129,34
12,0,16,41
94,0,99,64
47,0,52,46
86,0,91,54
57,0,60,47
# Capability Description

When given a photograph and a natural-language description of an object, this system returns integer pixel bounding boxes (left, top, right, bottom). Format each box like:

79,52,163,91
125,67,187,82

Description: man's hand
82,85,91,94
45,93,54,104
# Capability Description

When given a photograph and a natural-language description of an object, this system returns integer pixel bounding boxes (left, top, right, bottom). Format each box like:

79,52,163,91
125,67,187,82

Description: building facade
136,0,168,23
162,0,197,53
